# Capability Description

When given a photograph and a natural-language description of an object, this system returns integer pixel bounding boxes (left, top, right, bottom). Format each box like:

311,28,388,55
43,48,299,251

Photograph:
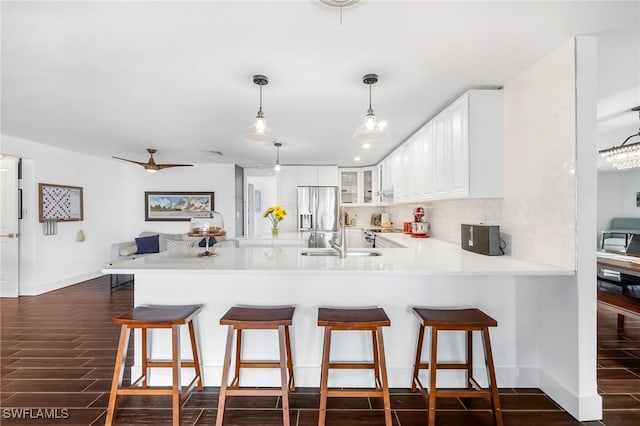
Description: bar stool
317,307,392,426
106,304,204,426
410,307,503,426
216,306,295,426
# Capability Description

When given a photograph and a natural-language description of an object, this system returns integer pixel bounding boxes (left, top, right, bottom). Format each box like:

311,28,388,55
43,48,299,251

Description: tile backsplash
345,198,505,249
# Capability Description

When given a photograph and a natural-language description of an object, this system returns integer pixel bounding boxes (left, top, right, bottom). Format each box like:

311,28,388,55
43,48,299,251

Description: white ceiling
2,1,639,170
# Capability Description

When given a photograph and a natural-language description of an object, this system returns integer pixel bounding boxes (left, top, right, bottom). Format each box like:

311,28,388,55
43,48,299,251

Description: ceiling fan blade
156,164,194,169
113,150,192,171
112,156,148,166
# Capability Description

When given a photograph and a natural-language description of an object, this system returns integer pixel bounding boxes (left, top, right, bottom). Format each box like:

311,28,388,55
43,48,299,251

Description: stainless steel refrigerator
297,186,339,248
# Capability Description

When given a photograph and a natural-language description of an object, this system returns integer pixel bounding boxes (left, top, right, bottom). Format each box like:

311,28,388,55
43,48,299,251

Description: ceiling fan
112,148,193,173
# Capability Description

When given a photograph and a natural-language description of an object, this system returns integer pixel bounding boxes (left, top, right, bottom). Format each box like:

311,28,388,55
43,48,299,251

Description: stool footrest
413,375,493,398
417,362,472,370
116,388,175,396
328,362,376,369
225,388,289,397
237,360,284,368
147,360,198,368
327,389,387,398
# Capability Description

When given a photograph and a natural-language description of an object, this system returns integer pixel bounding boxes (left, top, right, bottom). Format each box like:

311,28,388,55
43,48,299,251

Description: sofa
600,217,640,253
110,231,229,262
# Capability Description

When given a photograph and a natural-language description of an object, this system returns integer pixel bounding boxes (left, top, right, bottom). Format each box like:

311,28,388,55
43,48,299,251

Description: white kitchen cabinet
433,90,502,199
340,169,359,204
317,166,339,186
297,166,339,187
339,167,378,205
390,149,403,202
373,234,406,248
345,227,366,248
377,157,394,203
297,167,318,186
385,89,502,203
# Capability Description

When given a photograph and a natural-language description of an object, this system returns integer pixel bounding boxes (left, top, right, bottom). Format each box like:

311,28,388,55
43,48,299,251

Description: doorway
246,176,277,237
1,155,20,297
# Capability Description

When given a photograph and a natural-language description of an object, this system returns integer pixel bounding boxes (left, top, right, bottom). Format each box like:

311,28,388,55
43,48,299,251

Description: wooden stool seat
216,305,295,426
411,307,502,426
114,304,202,325
106,304,204,426
318,307,391,328
413,307,498,329
317,307,392,426
220,306,295,327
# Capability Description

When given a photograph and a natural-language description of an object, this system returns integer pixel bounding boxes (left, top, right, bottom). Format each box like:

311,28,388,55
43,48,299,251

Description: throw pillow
119,244,138,256
166,239,194,251
135,234,160,254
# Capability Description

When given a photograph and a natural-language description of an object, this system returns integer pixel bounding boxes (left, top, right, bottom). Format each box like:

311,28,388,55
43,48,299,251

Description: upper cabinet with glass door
339,167,378,205
340,169,358,204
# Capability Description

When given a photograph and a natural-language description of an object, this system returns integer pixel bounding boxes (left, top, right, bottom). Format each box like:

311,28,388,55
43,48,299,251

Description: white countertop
103,233,572,276
233,231,310,240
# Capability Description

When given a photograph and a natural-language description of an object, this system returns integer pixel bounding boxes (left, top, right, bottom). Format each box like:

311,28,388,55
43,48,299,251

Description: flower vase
272,227,279,237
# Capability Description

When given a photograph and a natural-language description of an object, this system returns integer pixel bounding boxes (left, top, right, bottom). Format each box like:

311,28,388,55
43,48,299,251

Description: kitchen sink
300,249,382,257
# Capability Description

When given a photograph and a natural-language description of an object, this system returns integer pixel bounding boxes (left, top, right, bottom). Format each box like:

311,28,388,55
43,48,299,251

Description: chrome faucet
333,208,347,258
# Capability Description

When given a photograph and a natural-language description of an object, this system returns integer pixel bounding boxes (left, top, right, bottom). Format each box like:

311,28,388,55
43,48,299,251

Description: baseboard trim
20,270,103,296
539,369,602,421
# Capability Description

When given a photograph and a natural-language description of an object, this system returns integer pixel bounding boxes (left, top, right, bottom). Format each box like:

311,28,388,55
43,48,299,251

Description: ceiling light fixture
243,75,275,142
320,0,359,25
599,106,640,170
353,73,388,143
274,142,282,173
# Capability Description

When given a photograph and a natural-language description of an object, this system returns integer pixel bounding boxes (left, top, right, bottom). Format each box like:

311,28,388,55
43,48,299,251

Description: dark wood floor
1,276,639,425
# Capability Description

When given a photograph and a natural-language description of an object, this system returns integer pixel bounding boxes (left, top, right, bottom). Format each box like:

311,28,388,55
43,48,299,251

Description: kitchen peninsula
103,234,572,395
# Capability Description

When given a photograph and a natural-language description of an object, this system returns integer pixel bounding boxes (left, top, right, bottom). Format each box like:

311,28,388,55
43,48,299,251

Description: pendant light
274,142,282,173
599,106,640,170
353,73,388,143
243,75,275,142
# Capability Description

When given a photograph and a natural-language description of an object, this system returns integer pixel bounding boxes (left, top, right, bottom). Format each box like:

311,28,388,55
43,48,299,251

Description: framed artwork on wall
38,183,83,222
145,191,215,221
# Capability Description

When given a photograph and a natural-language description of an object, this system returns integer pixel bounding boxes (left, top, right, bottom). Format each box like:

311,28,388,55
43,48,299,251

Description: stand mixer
411,207,430,238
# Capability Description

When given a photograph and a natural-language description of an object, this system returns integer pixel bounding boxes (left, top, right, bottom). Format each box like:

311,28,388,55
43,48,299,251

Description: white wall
118,163,237,240
2,134,129,294
597,169,640,241
505,37,600,421
1,134,237,295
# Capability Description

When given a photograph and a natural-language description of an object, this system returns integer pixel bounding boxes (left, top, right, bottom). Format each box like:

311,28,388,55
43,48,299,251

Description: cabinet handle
1,233,16,238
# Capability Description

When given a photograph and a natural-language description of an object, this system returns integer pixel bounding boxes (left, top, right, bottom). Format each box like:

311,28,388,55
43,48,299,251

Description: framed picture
39,183,83,222
145,191,214,221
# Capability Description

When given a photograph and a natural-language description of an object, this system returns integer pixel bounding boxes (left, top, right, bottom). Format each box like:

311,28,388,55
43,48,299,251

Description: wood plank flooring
1,275,639,425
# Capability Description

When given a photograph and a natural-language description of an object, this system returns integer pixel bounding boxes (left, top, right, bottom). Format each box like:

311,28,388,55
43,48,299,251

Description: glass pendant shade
243,75,275,142
353,74,387,142
354,110,388,142
243,111,274,142
273,142,282,173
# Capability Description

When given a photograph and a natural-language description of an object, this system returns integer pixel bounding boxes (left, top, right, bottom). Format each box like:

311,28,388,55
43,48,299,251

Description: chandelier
599,106,640,170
